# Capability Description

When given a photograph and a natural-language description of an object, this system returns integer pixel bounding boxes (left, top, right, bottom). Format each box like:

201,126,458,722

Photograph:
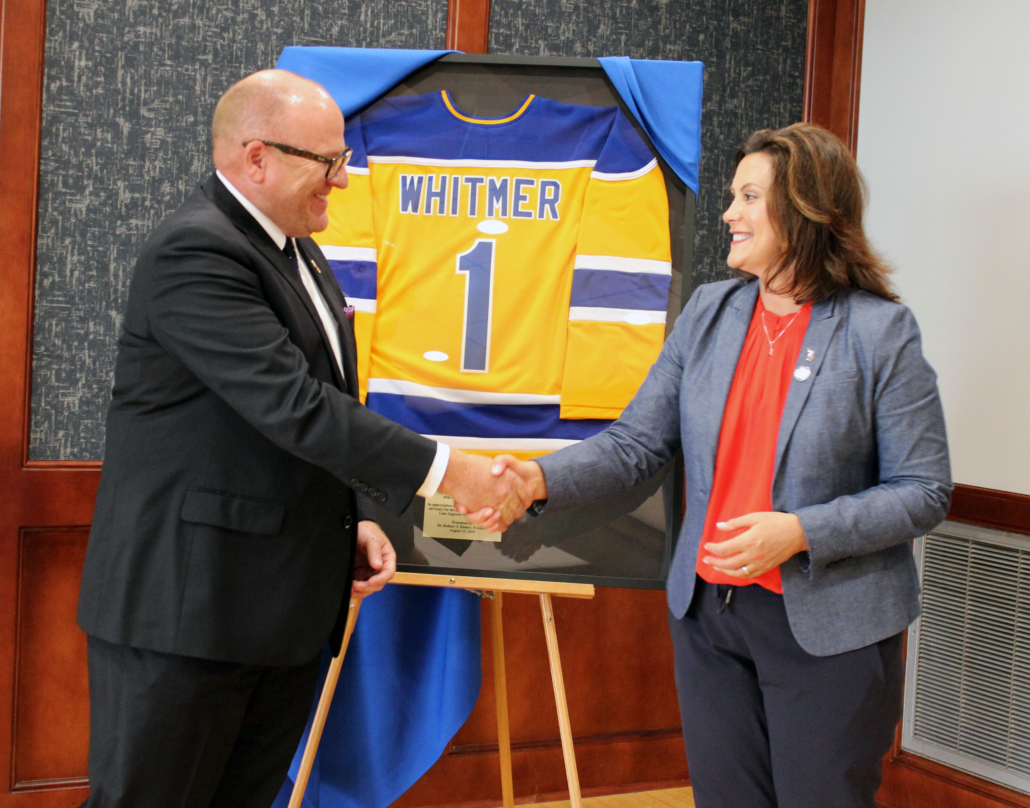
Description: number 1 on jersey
456,239,495,373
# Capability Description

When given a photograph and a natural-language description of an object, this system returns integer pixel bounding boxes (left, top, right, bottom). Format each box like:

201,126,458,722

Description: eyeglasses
244,140,353,179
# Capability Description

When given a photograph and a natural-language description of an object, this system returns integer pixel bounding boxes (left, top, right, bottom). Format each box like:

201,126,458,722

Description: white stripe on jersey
346,298,376,314
321,245,378,262
568,307,667,325
590,159,659,182
573,255,672,275
367,378,561,406
424,436,581,451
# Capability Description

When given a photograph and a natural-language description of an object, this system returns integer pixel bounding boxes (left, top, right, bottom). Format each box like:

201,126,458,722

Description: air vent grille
903,522,1030,794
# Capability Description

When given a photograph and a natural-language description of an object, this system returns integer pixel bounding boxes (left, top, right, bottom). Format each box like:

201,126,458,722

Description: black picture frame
361,54,695,589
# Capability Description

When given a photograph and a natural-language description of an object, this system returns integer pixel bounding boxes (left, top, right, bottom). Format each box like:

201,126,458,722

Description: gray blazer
538,278,952,656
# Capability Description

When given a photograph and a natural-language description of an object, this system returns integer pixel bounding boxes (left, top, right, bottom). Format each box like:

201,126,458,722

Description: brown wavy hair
734,123,898,303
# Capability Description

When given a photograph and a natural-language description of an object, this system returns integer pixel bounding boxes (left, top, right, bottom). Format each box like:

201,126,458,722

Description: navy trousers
81,635,321,808
669,578,905,808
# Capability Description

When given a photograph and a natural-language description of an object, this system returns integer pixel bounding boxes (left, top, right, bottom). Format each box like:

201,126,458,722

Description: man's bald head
211,69,348,237
212,70,339,164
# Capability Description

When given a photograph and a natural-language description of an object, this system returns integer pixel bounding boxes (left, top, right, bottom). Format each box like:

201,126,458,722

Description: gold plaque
423,492,501,542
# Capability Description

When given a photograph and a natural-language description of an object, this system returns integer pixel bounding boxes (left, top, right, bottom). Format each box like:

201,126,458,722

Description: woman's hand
701,511,808,579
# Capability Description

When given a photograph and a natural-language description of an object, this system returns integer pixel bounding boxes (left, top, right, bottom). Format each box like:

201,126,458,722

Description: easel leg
539,594,583,808
491,592,515,808
289,597,362,808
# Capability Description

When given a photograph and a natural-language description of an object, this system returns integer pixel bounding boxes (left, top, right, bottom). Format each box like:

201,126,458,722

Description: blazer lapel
695,281,759,491
298,239,360,398
773,294,842,474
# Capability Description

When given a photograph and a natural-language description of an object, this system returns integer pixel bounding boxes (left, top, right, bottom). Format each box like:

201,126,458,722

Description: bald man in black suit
77,69,529,808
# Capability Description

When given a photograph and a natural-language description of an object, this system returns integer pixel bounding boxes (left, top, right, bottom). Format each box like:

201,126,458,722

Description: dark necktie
283,237,298,270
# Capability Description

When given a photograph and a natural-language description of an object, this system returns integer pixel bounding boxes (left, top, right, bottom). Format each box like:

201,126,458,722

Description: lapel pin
794,366,811,382
806,349,815,361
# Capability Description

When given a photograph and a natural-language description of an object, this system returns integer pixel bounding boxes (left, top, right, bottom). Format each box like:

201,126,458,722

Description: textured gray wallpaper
490,0,808,287
31,0,806,460
30,0,447,460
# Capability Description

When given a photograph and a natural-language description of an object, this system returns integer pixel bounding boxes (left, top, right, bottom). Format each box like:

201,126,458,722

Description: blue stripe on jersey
366,394,612,441
570,269,671,311
355,94,653,175
329,261,378,300
594,111,657,175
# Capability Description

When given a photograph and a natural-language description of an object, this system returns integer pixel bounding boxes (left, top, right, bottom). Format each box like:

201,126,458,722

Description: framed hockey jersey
302,54,699,588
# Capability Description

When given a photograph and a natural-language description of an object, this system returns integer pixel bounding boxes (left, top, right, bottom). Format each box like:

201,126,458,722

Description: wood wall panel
12,529,90,791
879,742,1030,808
0,0,98,801
446,0,490,53
947,484,1030,537
803,0,865,152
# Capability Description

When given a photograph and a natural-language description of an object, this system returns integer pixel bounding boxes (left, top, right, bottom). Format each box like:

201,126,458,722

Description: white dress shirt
216,171,449,498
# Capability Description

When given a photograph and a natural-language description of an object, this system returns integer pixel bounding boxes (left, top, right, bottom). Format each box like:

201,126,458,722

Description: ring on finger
742,564,750,576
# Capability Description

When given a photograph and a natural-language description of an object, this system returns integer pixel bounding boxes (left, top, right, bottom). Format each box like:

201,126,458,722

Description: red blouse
695,297,812,594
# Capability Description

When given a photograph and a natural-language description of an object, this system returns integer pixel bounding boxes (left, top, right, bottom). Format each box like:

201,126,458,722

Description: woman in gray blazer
471,123,952,808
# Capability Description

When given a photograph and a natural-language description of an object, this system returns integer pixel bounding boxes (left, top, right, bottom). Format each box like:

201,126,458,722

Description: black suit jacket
78,174,437,667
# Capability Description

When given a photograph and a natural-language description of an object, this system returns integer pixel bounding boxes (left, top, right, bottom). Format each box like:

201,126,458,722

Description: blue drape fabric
276,47,455,118
276,48,703,192
597,56,704,195
271,586,482,808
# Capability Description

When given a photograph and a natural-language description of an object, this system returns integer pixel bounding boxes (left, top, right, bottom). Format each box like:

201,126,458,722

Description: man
77,70,528,808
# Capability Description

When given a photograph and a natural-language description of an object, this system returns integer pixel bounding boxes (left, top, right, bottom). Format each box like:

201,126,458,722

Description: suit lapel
696,281,759,490
773,294,842,474
209,176,317,314
206,176,353,394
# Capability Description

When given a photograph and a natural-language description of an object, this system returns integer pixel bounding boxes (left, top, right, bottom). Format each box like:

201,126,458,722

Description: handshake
437,452,549,532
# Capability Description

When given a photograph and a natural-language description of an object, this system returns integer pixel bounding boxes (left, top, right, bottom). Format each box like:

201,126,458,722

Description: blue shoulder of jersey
344,112,370,169
346,93,655,174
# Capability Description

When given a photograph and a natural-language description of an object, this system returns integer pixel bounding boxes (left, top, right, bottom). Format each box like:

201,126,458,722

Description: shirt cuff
416,442,451,498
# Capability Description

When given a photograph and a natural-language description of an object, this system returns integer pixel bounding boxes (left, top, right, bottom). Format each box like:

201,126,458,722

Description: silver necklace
760,306,802,356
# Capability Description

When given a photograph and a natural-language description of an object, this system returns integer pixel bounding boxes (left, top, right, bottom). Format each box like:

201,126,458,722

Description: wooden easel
288,573,595,808
395,572,595,808
288,596,362,808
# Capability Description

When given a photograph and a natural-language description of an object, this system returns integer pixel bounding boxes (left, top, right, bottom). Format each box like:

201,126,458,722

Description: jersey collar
440,90,535,125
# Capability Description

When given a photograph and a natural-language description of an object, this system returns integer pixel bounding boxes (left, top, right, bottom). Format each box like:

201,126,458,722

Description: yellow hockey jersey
316,91,672,458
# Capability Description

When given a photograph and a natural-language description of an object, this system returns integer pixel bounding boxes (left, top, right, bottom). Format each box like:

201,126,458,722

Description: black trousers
81,635,321,808
668,579,905,808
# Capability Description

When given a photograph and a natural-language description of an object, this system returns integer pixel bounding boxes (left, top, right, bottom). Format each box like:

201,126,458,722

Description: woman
472,123,952,807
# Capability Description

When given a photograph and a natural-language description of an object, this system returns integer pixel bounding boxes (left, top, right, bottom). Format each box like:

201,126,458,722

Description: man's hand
701,511,808,579
439,451,533,530
352,520,396,597
457,455,548,532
